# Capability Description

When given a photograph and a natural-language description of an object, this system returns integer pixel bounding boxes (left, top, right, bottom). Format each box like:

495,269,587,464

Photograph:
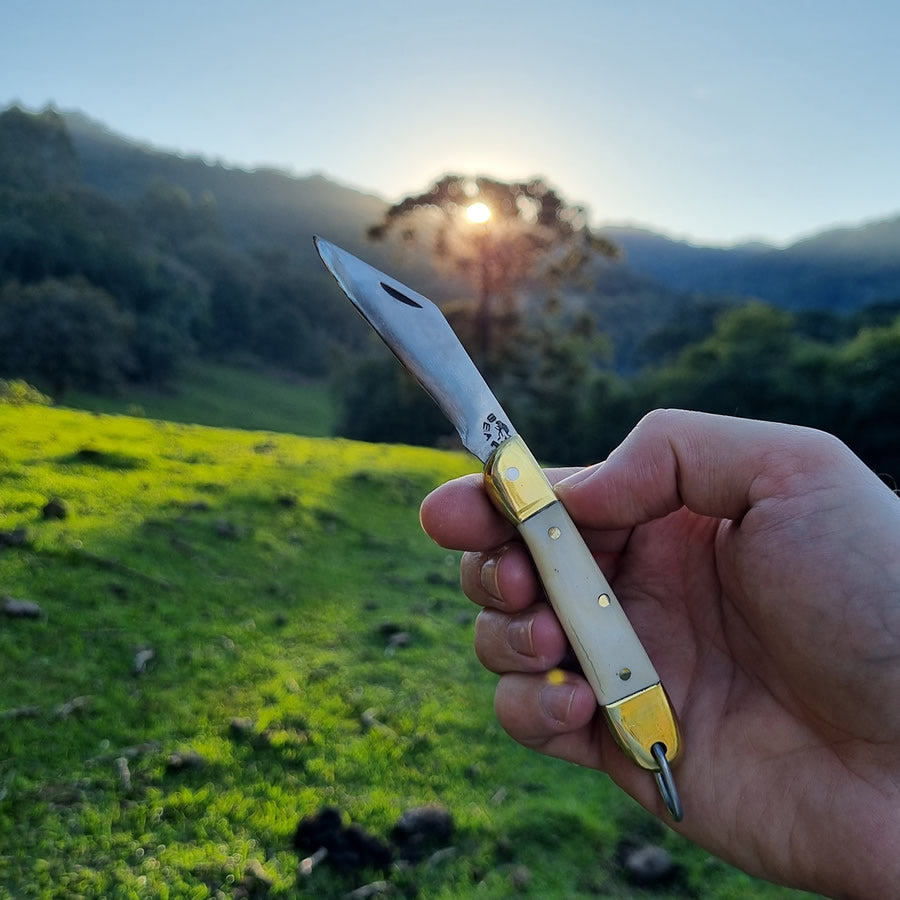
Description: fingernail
539,682,576,724
507,617,535,657
480,552,503,601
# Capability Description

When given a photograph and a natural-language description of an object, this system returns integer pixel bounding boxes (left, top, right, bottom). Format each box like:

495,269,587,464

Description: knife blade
314,236,683,820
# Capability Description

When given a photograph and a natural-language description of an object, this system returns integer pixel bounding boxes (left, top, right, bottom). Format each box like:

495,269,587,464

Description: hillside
62,110,437,294
1,104,895,328
65,107,900,312
63,108,900,312
0,404,813,898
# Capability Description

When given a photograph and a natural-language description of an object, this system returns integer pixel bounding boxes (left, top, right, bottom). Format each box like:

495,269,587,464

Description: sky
3,0,900,247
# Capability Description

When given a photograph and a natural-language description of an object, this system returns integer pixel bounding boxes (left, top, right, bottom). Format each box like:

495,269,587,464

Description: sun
466,201,491,224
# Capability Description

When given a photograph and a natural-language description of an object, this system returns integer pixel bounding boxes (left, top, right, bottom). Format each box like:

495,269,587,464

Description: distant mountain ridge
60,107,900,312
599,219,900,310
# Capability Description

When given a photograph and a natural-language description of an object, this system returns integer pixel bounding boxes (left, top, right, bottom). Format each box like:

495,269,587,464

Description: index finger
420,467,582,551
419,473,514,550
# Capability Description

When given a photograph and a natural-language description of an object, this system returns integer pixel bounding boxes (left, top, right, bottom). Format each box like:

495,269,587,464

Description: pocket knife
314,237,683,820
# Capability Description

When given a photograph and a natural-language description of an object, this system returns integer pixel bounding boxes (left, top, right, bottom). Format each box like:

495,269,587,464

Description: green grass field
0,403,817,898
62,361,334,437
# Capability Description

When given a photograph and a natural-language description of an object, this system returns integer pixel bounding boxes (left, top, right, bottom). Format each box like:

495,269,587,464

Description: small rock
426,846,457,868
42,497,68,520
298,846,328,876
391,805,454,862
86,740,161,765
359,708,396,737
132,647,155,675
166,750,207,773
2,596,42,618
0,527,29,548
55,695,92,718
229,717,255,739
508,865,531,890
360,708,380,732
385,631,411,655
115,756,132,793
214,519,239,539
0,704,42,719
343,881,391,899
620,842,677,886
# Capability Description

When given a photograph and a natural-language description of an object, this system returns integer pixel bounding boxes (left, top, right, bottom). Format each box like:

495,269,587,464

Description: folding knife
314,237,683,820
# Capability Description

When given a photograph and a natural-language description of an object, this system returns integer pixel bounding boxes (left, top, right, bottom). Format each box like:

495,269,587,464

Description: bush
0,378,52,406
0,277,134,396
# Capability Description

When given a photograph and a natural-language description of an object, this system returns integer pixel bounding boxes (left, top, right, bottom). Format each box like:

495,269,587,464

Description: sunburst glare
466,201,491,224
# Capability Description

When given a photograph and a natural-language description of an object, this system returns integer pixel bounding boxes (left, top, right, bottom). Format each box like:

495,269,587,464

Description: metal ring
651,742,684,822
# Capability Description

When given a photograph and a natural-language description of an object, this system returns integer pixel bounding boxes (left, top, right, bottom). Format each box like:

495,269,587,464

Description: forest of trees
335,296,900,477
3,105,900,479
0,106,357,394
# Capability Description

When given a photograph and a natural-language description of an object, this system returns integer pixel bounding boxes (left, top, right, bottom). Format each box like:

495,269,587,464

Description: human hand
420,410,900,898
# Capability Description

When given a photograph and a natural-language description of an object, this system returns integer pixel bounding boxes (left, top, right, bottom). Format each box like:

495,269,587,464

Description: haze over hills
61,108,900,314
603,218,900,310
62,110,388,274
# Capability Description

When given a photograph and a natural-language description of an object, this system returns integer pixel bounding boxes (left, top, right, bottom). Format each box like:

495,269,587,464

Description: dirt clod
2,596,42,617
42,497,68,520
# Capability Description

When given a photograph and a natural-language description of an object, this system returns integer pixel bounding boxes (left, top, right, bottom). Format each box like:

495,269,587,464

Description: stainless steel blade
314,237,517,462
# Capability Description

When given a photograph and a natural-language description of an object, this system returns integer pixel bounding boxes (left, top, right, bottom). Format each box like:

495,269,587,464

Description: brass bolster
602,683,682,769
483,436,557,524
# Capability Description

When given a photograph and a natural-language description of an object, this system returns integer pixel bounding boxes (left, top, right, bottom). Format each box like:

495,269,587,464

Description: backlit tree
367,174,618,371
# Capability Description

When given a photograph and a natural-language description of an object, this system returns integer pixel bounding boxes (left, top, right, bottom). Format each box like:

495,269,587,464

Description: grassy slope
0,405,814,899
62,361,334,437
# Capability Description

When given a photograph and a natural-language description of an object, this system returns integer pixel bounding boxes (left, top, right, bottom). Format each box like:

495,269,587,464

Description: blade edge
314,237,517,462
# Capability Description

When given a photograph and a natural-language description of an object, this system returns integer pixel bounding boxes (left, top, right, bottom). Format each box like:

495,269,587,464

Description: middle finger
474,604,570,674
460,542,543,611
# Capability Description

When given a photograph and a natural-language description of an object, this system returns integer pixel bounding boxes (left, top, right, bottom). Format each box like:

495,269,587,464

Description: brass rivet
618,667,632,681
598,593,610,607
548,526,561,540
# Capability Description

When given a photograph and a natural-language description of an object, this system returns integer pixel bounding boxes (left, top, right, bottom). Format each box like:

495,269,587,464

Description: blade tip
312,235,335,267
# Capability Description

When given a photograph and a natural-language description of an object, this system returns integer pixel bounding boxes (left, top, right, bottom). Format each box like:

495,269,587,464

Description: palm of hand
602,486,900,892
